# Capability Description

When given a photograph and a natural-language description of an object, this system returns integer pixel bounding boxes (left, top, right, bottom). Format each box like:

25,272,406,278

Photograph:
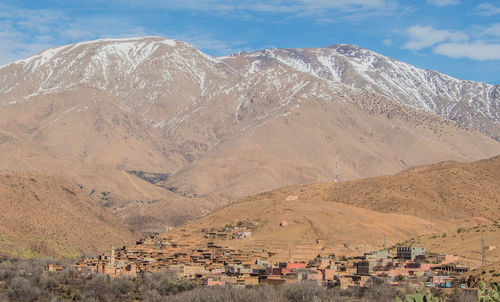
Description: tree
84,273,113,302
7,276,41,302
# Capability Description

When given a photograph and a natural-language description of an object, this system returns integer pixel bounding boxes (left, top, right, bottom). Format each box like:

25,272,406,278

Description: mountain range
0,36,498,240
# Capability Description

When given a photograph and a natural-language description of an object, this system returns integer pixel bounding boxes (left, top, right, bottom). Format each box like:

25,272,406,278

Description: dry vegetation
0,256,482,302
322,155,500,220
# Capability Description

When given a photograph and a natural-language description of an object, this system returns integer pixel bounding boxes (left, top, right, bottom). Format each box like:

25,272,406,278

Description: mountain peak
11,36,179,68
0,37,498,141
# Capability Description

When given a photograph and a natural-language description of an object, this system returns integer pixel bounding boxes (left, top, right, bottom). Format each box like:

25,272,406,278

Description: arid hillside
161,89,500,198
319,155,500,220
166,156,500,261
0,173,137,258
398,222,500,269
394,221,500,287
0,37,498,233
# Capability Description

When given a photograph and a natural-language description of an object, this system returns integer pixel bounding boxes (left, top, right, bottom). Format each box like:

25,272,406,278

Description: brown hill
321,155,500,220
0,173,136,259
165,156,500,261
395,222,500,287
399,222,500,269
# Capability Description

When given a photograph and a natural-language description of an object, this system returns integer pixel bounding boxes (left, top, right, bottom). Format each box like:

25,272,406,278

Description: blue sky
0,0,499,84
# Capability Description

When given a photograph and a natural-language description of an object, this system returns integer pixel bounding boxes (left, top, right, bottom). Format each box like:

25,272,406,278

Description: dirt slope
0,173,136,259
401,222,500,268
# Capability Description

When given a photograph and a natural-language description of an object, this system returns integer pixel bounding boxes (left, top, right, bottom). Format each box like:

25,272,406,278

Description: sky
0,0,499,84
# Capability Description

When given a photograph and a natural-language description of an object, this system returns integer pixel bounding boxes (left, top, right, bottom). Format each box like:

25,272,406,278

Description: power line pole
334,148,339,182
481,234,486,266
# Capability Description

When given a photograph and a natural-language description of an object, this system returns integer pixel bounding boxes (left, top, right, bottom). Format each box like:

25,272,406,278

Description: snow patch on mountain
0,37,497,141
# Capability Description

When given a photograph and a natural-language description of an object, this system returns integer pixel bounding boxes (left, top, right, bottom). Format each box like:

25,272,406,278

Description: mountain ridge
224,44,499,140
1,37,498,140
0,36,498,232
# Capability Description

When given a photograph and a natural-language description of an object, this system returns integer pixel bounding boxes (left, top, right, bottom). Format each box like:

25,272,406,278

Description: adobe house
233,231,252,239
255,259,270,267
45,264,65,272
183,265,206,277
286,262,307,269
260,275,286,285
203,278,226,287
206,232,217,239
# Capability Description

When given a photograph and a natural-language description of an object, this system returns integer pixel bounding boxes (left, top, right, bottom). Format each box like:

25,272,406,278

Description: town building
397,246,426,260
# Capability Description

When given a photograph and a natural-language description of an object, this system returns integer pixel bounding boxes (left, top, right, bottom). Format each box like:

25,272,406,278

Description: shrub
7,276,41,302
446,289,477,302
143,289,163,302
166,285,283,302
283,281,324,302
363,277,398,302
111,275,135,297
84,273,113,302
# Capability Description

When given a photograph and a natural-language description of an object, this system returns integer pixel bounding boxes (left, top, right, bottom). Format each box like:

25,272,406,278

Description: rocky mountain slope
0,37,498,232
228,45,500,140
167,156,500,260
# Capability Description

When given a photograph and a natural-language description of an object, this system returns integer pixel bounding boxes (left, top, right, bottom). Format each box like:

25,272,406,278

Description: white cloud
382,38,392,46
402,23,500,61
0,0,406,66
0,3,155,66
426,0,459,7
479,23,500,37
434,42,500,60
0,3,249,65
173,34,246,56
117,0,402,20
120,0,398,12
475,3,500,16
403,25,467,50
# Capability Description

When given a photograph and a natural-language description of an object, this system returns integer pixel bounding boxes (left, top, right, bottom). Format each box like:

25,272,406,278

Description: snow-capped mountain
224,44,500,140
0,36,498,208
0,37,235,122
1,37,498,140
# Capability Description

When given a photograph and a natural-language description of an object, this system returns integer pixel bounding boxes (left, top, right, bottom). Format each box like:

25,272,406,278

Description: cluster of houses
73,231,471,290
354,247,470,288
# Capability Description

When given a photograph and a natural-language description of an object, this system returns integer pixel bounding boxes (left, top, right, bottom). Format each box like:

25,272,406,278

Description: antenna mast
334,148,339,182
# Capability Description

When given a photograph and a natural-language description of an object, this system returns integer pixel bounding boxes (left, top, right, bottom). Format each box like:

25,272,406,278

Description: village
69,222,473,292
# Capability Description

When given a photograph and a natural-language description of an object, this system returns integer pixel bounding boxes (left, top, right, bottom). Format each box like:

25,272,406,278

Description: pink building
287,262,307,269
204,278,226,287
